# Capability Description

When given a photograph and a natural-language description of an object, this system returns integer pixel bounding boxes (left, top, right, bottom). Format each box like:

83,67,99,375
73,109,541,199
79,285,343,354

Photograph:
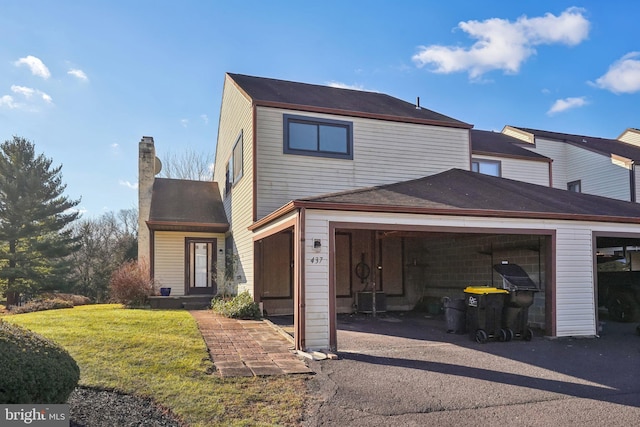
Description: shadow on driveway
338,313,640,407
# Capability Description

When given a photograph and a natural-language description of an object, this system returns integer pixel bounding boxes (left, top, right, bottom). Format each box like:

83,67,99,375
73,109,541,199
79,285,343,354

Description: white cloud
412,7,590,79
591,52,640,94
40,92,53,104
180,119,189,127
547,96,588,115
0,95,18,109
14,55,51,79
66,206,88,216
327,81,366,91
10,85,52,105
200,114,209,125
119,180,138,190
68,68,88,81
11,85,35,98
1,86,53,110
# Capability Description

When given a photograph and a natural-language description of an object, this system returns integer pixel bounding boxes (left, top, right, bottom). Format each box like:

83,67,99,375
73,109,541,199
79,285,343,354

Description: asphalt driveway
303,312,640,426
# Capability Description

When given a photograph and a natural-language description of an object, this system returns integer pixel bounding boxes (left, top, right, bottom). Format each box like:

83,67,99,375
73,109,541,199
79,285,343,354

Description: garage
332,227,550,324
252,169,640,351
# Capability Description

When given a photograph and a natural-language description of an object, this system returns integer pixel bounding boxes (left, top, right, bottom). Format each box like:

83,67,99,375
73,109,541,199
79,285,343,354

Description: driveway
303,312,640,426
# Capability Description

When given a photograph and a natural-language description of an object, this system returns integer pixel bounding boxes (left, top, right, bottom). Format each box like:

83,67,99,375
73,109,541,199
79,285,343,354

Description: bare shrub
108,260,154,307
39,293,91,306
11,299,74,314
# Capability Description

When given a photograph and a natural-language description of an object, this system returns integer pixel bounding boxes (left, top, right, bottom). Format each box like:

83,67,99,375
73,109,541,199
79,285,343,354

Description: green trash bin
464,286,509,343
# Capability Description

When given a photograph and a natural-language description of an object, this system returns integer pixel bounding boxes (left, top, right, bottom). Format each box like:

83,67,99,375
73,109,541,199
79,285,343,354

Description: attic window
567,180,581,193
283,114,353,160
471,159,501,177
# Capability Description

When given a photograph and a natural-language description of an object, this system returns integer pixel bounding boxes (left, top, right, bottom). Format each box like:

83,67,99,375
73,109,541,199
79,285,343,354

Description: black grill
493,263,538,291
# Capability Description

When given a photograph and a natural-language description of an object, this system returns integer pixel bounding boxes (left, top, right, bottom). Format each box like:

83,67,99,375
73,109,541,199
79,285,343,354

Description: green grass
2,304,307,426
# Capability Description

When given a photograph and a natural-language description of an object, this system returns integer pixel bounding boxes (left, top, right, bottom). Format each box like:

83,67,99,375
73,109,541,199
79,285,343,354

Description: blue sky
2,1,640,217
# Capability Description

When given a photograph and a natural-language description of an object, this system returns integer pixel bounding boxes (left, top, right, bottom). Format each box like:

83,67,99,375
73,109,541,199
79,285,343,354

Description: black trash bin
464,286,509,343
442,297,467,334
493,263,539,341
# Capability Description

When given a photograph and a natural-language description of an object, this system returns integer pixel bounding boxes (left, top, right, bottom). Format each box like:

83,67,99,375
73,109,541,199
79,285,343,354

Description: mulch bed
68,387,183,427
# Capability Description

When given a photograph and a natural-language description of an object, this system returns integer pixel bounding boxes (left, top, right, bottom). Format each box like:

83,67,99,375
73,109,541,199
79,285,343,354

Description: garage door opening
332,227,552,350
596,235,640,325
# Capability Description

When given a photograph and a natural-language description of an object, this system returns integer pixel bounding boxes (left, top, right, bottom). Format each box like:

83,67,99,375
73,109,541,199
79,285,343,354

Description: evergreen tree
0,136,80,305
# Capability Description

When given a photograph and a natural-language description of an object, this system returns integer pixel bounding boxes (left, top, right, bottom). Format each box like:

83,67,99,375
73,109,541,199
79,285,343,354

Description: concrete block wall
404,233,547,329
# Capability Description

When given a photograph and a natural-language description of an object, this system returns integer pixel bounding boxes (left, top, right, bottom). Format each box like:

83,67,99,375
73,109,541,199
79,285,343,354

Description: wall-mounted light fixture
313,239,322,250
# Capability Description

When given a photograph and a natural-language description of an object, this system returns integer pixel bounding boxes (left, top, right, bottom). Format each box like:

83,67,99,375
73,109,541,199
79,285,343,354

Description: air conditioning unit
356,292,387,313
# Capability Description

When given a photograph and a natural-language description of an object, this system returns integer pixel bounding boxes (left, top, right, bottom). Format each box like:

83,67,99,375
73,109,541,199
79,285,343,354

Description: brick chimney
138,136,160,262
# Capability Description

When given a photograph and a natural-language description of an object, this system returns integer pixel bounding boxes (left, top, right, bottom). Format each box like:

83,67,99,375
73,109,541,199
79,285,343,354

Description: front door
186,238,217,295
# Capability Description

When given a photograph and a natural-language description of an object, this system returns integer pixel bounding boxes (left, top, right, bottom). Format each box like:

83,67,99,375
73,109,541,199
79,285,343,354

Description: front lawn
3,304,307,426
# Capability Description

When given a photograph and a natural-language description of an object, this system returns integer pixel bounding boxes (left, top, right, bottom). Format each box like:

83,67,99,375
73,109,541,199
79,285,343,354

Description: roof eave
248,201,298,231
147,220,230,233
291,201,640,225
472,150,551,163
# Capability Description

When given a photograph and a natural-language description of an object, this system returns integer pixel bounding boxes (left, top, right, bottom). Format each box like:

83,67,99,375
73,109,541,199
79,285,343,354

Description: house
139,73,640,351
502,126,640,202
470,129,551,186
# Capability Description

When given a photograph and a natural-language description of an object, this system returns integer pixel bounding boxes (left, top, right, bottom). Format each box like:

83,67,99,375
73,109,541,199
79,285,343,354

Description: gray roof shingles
471,129,550,161
301,168,640,220
513,127,640,162
149,178,228,229
228,73,471,128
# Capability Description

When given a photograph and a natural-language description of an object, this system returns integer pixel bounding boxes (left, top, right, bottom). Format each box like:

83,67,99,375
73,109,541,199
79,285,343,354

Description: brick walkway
189,310,312,377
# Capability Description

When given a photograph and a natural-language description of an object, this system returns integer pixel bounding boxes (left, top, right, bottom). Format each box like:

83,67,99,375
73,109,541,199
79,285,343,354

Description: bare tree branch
158,148,214,181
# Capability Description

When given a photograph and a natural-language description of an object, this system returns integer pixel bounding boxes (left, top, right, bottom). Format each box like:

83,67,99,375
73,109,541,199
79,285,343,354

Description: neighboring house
139,73,640,351
470,129,551,186
502,126,640,202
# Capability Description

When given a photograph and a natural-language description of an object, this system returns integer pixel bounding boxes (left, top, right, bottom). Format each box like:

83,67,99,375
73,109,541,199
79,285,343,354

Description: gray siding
507,130,631,201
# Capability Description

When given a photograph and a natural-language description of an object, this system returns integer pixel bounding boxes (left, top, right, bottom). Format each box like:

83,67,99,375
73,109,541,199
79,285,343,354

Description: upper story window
224,162,231,195
225,132,243,197
471,159,501,177
233,132,243,183
567,180,581,193
283,114,353,160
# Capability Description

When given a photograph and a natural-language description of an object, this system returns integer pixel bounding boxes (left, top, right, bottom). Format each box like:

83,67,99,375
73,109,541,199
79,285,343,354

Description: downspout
252,102,258,222
630,161,636,203
296,207,306,350
149,229,155,280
